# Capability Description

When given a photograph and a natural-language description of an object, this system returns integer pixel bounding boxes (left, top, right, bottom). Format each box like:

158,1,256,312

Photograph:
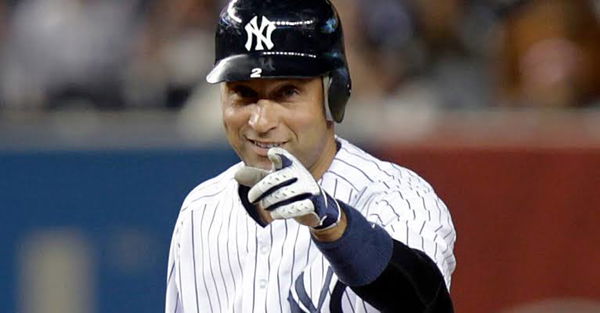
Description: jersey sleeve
313,171,457,312
360,179,457,288
165,215,185,313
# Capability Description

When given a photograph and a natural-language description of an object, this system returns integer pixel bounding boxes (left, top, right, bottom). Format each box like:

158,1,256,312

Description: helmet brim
206,53,341,84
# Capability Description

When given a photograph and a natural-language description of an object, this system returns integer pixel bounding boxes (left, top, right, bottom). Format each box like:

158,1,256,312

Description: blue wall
0,148,239,313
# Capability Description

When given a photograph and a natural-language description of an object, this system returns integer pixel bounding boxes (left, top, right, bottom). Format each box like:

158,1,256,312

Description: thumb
234,166,270,187
268,147,294,170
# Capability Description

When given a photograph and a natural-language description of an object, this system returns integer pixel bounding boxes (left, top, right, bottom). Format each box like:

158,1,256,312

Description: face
221,77,337,178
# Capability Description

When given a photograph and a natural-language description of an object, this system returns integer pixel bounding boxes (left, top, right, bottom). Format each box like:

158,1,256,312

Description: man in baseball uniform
166,0,456,312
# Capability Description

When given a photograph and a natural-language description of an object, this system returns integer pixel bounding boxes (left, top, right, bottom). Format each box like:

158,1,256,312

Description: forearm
351,240,454,312
312,202,453,312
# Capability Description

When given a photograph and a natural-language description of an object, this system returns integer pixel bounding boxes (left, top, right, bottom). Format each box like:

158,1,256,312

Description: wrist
309,190,342,229
310,208,347,242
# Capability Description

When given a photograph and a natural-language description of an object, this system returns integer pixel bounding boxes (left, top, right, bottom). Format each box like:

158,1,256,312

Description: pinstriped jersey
165,138,456,313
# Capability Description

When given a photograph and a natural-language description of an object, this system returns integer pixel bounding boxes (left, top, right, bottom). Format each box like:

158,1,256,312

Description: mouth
246,138,286,156
248,139,287,149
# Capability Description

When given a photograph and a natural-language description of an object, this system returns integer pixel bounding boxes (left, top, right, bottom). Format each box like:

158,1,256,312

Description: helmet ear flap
327,67,352,123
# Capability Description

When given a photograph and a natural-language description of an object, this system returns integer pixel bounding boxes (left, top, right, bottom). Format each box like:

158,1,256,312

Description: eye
230,85,258,100
276,85,300,100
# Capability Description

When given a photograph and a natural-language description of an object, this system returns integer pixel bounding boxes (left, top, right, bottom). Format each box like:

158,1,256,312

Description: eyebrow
230,78,312,88
229,81,312,99
278,78,311,85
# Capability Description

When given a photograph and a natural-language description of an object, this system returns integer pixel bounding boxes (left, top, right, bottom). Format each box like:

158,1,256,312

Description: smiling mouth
248,139,286,149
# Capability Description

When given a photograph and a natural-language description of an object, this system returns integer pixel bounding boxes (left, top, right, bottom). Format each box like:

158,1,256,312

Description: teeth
253,140,283,148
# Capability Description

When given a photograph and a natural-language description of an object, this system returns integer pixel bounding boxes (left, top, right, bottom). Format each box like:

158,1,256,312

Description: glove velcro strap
310,191,342,230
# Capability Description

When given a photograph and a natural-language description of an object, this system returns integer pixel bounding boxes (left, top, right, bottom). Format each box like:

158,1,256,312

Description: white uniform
165,138,456,313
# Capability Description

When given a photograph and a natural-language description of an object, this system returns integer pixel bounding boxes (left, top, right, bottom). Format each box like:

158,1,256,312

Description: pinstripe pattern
166,138,456,313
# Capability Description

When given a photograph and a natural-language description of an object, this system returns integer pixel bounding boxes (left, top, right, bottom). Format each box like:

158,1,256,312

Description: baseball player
165,0,456,312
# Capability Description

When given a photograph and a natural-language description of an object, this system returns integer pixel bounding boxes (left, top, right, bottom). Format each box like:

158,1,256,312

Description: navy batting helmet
206,0,352,123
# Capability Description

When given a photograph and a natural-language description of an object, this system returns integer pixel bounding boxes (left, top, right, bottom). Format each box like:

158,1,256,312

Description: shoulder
333,139,456,285
170,162,241,240
169,162,242,250
179,162,242,212
330,137,434,195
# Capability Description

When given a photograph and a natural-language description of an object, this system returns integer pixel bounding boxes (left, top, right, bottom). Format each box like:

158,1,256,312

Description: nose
249,99,278,134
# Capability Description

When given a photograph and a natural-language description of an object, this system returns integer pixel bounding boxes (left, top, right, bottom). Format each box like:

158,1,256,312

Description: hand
234,148,341,230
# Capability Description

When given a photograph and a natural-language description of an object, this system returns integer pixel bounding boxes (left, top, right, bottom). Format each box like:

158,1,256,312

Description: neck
309,132,337,180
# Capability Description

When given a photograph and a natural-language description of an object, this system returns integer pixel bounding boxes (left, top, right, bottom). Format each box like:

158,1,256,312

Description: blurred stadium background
1,0,599,312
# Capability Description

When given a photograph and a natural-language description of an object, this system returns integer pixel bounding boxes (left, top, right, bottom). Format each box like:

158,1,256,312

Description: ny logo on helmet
245,16,276,51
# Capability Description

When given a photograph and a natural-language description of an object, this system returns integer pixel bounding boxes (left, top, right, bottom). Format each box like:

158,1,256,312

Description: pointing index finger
234,166,270,187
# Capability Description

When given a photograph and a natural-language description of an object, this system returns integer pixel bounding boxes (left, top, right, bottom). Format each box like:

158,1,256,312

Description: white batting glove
234,148,341,230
